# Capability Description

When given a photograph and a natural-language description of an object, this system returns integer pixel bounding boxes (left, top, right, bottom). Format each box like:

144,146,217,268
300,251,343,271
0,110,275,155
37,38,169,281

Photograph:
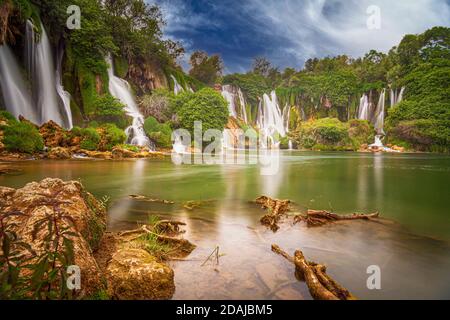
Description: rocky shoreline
0,178,194,300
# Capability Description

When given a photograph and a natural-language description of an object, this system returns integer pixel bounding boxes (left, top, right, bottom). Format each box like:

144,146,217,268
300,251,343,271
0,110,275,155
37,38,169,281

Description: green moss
143,117,172,148
292,118,372,151
87,289,110,301
71,127,101,151
113,55,129,79
0,110,16,122
100,123,126,151
388,119,450,153
1,118,44,153
117,144,140,153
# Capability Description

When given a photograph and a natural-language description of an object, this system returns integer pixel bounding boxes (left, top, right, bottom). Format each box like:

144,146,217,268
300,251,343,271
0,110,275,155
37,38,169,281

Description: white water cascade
26,21,65,126
0,45,37,123
221,85,248,123
171,75,184,95
106,55,155,150
257,91,290,149
373,89,386,135
390,87,405,107
358,94,370,121
56,47,73,129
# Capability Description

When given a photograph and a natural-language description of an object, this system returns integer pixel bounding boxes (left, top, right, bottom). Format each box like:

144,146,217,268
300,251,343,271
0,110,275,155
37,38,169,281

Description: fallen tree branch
255,196,291,232
271,244,356,300
294,210,379,227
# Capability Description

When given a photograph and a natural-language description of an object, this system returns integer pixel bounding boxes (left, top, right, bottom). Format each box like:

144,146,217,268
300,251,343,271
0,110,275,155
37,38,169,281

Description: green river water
1,151,449,299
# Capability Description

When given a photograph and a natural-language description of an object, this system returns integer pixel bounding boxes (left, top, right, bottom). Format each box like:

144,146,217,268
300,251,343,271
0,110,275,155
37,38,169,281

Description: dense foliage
143,116,172,148
139,89,173,123
189,51,223,86
89,95,128,129
292,118,373,151
174,88,229,136
0,113,44,153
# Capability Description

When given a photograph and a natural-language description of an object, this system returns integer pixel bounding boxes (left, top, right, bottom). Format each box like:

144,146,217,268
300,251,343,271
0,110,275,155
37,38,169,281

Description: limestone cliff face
127,60,168,94
0,0,13,45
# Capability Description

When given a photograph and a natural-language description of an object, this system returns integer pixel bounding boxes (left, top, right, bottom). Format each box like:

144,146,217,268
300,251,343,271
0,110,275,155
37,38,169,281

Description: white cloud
242,0,450,61
149,0,450,71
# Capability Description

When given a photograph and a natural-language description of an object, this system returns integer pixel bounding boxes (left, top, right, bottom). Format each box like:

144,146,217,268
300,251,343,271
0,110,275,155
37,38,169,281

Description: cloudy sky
150,0,450,73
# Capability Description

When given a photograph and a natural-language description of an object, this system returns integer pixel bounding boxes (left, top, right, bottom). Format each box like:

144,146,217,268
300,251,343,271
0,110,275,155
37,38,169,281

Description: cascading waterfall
0,45,37,122
373,89,386,135
221,85,238,118
106,55,155,150
358,94,370,121
369,89,389,149
390,87,405,107
257,91,290,148
172,132,189,154
26,21,65,126
237,88,248,124
171,75,184,95
56,47,73,129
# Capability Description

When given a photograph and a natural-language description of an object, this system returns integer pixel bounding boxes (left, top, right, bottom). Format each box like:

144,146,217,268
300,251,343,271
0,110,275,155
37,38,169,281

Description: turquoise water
1,151,449,299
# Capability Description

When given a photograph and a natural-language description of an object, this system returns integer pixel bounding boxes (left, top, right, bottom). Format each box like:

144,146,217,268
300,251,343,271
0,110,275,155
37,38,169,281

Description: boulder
0,178,107,298
106,249,175,300
112,146,138,159
81,150,113,160
48,147,72,160
39,120,68,148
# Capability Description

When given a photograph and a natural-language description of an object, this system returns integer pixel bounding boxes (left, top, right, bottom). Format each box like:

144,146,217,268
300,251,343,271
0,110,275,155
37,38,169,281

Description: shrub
176,88,229,136
0,110,16,122
143,117,173,148
292,118,371,151
71,127,101,151
117,144,140,153
89,95,128,129
348,119,374,148
99,123,126,151
139,89,173,123
389,119,450,152
1,120,44,153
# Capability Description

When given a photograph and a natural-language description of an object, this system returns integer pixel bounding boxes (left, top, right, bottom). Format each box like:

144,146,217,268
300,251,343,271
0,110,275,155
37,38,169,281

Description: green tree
189,51,223,86
176,88,229,136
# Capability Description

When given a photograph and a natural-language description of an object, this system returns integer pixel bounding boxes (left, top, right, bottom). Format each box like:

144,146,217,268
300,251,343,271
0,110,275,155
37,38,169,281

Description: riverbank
0,178,195,300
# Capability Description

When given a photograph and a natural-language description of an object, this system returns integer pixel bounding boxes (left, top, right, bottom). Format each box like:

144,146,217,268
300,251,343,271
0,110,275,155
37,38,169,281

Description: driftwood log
295,210,379,227
255,196,291,232
272,244,356,300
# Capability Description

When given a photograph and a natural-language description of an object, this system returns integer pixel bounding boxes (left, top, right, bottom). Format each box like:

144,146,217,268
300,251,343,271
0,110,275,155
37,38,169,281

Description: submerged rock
106,249,175,300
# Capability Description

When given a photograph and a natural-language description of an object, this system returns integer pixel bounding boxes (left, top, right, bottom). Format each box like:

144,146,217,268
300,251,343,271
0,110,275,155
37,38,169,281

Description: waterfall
221,85,248,123
0,45,37,123
257,91,289,148
26,21,65,126
221,85,238,118
56,47,73,129
237,88,248,124
171,75,184,95
358,94,370,121
390,87,405,107
373,89,386,135
106,55,155,150
172,132,189,154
